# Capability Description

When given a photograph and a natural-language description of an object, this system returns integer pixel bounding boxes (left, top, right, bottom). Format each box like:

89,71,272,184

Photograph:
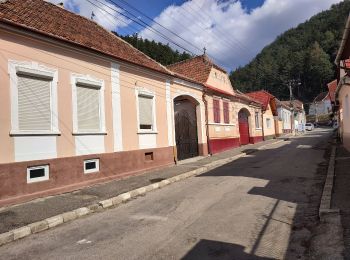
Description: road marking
77,239,92,244
130,214,168,221
297,145,312,149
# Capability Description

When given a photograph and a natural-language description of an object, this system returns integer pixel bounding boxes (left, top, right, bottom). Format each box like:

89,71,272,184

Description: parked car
305,123,314,131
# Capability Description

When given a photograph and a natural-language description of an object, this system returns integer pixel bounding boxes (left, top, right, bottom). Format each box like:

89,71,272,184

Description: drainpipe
261,110,265,141
202,92,212,156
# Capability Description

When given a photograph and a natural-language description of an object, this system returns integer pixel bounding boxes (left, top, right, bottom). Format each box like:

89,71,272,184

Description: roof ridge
43,0,172,75
1,0,170,75
167,54,205,68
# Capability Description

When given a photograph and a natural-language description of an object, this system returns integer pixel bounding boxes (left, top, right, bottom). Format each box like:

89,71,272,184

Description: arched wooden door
174,98,199,161
238,110,250,145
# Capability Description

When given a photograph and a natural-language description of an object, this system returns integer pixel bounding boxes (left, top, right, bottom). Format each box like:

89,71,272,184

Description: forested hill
117,34,192,66
230,0,350,104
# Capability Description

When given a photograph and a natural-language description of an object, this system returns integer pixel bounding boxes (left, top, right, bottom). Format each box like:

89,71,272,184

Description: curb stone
13,226,31,240
29,220,48,234
0,138,284,247
319,145,337,219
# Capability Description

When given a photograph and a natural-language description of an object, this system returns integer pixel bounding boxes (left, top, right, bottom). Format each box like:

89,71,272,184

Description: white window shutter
77,85,100,132
139,95,153,127
17,75,52,131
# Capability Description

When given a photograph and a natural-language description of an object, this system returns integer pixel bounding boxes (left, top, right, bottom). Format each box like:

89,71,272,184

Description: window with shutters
266,118,271,129
72,75,105,134
9,61,59,135
223,101,229,124
255,112,260,128
17,75,52,131
213,99,220,123
138,94,155,131
77,85,100,132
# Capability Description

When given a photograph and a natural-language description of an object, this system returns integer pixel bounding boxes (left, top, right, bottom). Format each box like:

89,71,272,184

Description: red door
239,111,250,145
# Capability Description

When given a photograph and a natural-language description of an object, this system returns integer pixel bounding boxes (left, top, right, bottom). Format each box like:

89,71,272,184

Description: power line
87,0,200,56
127,0,284,86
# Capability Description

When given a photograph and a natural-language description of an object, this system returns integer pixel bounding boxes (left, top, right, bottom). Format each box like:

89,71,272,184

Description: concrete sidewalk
0,138,285,236
332,143,350,259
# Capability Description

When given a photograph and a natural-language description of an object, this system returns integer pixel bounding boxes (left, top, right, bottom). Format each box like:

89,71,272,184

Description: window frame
9,60,59,136
223,101,229,124
136,88,157,134
71,74,106,135
255,112,260,129
83,158,100,174
266,118,272,129
213,99,221,123
27,165,49,184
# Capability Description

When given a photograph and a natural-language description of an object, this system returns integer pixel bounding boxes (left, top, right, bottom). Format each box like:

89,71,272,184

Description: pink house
0,0,211,206
168,55,264,154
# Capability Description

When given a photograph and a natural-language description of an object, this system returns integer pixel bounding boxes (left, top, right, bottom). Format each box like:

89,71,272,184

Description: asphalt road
0,129,333,260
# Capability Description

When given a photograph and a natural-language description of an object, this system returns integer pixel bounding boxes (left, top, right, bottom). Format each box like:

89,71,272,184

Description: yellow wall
263,104,276,137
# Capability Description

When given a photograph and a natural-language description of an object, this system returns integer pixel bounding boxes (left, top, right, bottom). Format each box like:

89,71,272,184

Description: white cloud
47,0,130,31
139,0,343,70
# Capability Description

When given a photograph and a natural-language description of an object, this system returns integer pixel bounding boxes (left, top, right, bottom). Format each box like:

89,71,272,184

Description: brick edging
0,139,285,247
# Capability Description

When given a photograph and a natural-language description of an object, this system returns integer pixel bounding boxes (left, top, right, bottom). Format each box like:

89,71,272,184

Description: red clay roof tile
0,0,170,75
327,80,337,102
167,55,226,84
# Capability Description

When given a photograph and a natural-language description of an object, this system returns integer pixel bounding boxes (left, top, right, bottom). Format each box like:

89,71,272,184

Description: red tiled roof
245,90,274,110
0,0,170,75
234,90,262,106
167,55,226,84
313,92,329,102
327,80,337,102
276,99,291,110
280,100,304,111
246,90,277,115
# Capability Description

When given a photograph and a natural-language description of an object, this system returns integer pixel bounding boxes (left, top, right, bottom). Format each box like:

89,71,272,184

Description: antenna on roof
91,11,95,20
203,47,206,55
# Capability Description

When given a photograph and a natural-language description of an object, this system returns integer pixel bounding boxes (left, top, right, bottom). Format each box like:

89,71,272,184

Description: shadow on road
195,130,333,259
181,239,273,260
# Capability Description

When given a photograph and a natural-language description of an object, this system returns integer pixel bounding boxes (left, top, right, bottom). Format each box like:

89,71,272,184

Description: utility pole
289,81,295,136
288,79,301,136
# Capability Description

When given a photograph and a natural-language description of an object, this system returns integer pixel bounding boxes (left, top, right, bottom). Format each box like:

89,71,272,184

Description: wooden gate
239,110,250,145
175,109,199,160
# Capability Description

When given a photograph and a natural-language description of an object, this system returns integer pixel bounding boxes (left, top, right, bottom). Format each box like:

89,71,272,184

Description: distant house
280,100,306,132
335,13,350,151
168,55,263,154
309,92,332,116
276,100,292,134
246,90,278,140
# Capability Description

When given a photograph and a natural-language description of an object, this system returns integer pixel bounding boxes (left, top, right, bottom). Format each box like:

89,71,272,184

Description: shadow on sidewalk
332,144,350,259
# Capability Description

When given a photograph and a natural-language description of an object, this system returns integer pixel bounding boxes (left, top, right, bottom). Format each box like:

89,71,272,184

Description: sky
48,0,343,70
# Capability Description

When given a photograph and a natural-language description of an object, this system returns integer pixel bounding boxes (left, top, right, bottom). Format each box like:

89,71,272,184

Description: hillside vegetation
118,34,192,66
230,0,350,104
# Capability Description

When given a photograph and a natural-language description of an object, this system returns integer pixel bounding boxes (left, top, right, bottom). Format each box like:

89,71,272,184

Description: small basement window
145,152,154,161
84,159,99,174
27,165,49,183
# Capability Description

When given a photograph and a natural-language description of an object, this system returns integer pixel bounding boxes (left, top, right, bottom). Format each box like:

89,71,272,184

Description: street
0,129,333,260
